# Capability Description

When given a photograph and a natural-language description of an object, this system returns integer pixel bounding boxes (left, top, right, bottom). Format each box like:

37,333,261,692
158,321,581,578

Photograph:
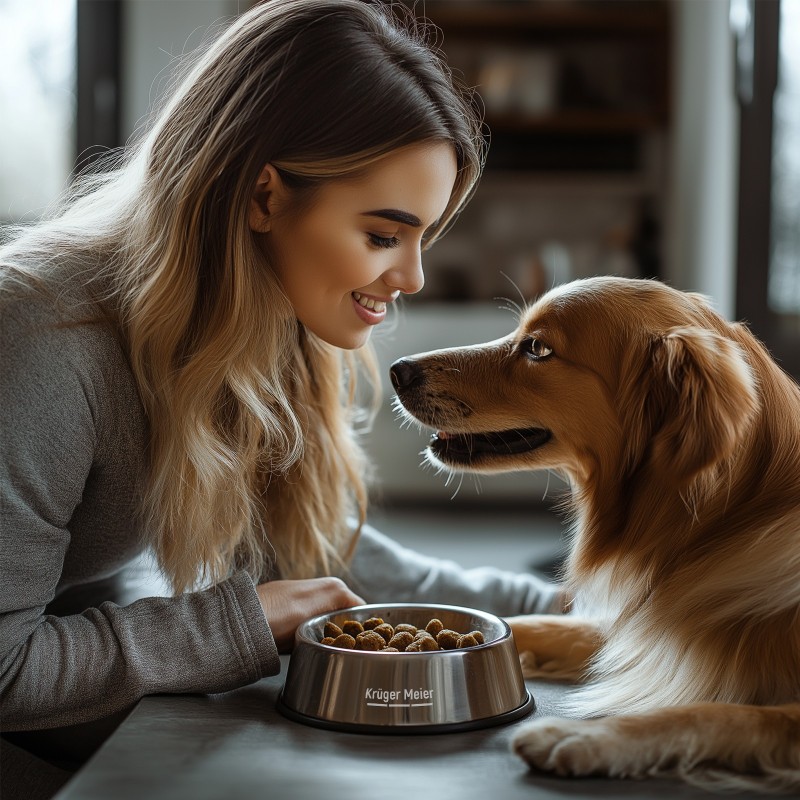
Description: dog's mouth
429,426,552,463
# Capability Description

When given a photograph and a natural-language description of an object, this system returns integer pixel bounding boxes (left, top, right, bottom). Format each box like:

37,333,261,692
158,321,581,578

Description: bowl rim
295,601,513,654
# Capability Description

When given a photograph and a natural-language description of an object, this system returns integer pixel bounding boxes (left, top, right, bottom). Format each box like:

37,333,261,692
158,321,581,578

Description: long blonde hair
0,0,485,593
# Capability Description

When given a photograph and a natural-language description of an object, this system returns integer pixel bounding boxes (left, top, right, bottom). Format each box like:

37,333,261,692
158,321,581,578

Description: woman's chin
307,323,373,351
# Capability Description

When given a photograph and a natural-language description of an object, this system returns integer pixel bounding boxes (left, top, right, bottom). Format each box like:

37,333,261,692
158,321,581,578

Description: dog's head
391,277,759,489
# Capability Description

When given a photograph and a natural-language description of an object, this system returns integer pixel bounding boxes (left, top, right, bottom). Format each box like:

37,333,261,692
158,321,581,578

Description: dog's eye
521,337,553,360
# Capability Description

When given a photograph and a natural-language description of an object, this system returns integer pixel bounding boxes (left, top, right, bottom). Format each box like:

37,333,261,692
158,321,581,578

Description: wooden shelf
400,0,672,295
417,1,670,36
414,1,672,143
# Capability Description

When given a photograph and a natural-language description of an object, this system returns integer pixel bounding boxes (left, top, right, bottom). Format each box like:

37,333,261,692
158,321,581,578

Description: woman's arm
344,523,564,616
0,292,280,732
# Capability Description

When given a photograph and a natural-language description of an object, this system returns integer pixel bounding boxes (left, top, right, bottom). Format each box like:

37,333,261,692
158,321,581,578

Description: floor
367,503,569,582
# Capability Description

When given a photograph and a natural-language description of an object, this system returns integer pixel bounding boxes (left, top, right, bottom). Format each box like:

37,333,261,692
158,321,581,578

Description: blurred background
1,0,798,575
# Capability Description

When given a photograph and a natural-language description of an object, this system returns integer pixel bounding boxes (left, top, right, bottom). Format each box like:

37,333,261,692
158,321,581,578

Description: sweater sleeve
344,523,563,616
0,293,280,731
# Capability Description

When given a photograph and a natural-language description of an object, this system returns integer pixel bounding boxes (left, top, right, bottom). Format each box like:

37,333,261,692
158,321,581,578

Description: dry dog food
320,617,486,652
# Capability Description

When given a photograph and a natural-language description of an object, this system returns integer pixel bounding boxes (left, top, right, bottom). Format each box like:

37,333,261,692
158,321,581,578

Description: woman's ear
249,163,288,233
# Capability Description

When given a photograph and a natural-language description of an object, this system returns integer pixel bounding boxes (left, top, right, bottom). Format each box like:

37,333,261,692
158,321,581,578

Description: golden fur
392,277,800,792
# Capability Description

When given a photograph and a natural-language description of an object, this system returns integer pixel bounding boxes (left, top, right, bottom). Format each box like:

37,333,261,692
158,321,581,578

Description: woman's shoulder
1,258,143,449
1,257,102,317
1,259,127,383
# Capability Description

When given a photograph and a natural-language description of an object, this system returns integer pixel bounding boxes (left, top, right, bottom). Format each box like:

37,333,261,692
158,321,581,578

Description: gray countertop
52,656,768,800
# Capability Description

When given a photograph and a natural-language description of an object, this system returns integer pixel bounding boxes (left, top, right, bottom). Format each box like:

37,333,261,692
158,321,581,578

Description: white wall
667,0,739,319
120,0,240,142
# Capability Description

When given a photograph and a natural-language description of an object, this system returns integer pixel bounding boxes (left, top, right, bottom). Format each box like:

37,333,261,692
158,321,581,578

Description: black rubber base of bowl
275,691,535,735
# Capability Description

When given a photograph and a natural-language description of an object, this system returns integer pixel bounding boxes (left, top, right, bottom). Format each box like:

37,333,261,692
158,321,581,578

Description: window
734,0,799,377
768,0,800,318
0,0,77,222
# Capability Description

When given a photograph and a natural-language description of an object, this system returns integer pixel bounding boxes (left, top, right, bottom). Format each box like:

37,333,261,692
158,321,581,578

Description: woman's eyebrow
361,208,443,234
361,209,421,227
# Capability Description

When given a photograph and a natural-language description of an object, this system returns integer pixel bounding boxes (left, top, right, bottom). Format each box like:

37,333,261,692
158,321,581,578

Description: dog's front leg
512,702,800,792
505,615,602,681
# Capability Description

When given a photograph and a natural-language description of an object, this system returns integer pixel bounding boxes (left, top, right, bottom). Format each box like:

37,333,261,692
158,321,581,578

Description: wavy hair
0,0,485,593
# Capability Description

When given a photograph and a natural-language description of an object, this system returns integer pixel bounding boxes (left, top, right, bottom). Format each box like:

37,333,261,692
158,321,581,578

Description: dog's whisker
497,271,527,315
448,473,464,500
495,300,522,318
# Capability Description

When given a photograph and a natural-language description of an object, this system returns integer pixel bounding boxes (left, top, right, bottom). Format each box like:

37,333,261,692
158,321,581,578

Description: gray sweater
0,271,560,736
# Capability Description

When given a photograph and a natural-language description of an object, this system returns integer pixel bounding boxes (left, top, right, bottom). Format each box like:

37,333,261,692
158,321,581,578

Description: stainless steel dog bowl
277,603,534,734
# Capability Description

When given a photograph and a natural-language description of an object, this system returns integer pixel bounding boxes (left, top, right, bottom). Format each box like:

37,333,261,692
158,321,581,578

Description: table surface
54,657,766,800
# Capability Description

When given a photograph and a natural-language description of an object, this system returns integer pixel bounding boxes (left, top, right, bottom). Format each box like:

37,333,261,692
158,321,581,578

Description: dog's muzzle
390,358,423,393
390,356,551,467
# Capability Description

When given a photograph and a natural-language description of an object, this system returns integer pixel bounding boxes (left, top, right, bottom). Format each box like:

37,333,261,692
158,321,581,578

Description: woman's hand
256,577,365,652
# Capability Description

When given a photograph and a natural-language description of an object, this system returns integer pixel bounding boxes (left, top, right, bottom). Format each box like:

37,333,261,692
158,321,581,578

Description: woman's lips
352,291,389,325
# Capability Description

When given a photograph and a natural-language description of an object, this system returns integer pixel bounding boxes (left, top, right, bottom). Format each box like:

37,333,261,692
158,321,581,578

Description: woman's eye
367,233,400,249
521,337,553,359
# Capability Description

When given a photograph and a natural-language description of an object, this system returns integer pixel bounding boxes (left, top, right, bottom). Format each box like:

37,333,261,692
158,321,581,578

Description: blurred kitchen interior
2,0,797,577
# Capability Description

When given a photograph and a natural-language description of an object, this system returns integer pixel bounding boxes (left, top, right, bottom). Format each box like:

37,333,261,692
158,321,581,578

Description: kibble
342,620,364,637
425,618,444,637
355,630,385,651
414,635,439,651
331,633,356,649
387,631,414,651
394,623,417,636
373,623,395,644
323,622,343,639
436,629,461,650
321,617,488,652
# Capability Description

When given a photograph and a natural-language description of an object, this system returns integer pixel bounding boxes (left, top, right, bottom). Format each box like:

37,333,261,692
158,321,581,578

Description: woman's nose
384,249,425,295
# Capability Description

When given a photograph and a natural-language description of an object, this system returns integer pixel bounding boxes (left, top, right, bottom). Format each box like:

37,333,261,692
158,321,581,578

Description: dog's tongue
436,431,451,440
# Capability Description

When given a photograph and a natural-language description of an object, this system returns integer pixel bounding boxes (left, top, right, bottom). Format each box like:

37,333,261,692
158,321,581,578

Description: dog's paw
518,650,586,681
512,717,638,779
519,650,539,678
506,616,600,682
512,718,607,777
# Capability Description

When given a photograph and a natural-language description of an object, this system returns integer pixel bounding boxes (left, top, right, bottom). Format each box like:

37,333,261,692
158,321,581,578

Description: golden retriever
390,277,800,793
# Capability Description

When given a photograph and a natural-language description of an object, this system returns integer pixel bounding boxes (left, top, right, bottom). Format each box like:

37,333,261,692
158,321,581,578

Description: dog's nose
390,358,423,392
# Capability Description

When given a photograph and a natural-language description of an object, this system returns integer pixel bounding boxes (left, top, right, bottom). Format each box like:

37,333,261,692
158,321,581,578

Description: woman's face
254,142,458,349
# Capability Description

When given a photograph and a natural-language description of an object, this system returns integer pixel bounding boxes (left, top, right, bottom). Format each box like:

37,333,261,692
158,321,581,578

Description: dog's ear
643,327,758,484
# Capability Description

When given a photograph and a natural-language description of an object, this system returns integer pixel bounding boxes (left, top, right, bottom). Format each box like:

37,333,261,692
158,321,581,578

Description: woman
0,1,562,796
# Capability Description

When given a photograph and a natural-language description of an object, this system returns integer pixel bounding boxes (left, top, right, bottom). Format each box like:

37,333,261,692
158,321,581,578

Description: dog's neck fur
562,338,800,714
569,333,800,587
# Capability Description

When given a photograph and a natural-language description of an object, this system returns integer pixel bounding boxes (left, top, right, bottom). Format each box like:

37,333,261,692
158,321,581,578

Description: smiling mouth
352,291,387,313
429,427,552,463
